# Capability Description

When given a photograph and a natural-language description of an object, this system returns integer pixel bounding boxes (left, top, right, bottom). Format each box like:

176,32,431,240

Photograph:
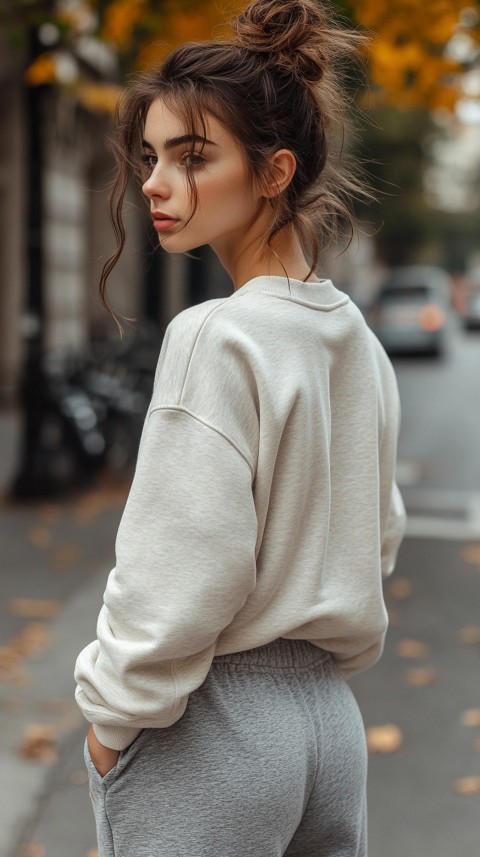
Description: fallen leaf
5,696,25,711
0,654,29,686
17,844,46,857
40,697,72,714
460,709,480,727
388,607,400,626
388,578,413,600
14,623,52,658
74,484,127,522
40,698,81,733
27,526,52,549
8,598,60,620
37,503,63,524
366,724,403,755
51,544,80,570
405,667,438,686
461,545,480,565
19,724,57,762
71,769,89,786
0,624,52,684
396,639,430,659
458,626,480,645
454,776,480,795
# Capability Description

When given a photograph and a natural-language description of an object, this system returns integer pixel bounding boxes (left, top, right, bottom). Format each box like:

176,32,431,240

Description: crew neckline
231,275,350,311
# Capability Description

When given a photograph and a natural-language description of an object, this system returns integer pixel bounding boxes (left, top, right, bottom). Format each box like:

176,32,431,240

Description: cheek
196,165,255,220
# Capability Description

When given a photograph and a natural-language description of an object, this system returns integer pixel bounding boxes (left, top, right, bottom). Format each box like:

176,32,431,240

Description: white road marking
400,488,480,541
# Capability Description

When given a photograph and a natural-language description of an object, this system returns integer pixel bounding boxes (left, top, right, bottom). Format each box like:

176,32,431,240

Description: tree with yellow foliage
344,0,480,111
3,0,480,114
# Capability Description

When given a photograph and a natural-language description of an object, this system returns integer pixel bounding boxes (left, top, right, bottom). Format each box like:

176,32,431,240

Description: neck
210,210,317,289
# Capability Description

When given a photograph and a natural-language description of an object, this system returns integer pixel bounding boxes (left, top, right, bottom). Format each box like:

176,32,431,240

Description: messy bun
232,0,334,82
100,0,370,315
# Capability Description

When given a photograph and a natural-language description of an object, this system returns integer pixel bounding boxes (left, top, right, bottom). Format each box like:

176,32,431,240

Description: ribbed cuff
92,723,142,751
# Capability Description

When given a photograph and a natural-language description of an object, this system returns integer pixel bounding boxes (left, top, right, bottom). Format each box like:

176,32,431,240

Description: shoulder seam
177,299,232,403
148,405,255,477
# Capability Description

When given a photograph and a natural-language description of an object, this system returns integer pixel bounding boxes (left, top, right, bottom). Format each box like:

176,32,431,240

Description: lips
151,212,180,232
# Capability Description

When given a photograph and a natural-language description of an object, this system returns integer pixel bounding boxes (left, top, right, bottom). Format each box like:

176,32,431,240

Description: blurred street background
1,1,480,856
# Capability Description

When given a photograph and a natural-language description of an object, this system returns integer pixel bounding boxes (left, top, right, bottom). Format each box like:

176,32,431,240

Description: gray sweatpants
85,638,367,856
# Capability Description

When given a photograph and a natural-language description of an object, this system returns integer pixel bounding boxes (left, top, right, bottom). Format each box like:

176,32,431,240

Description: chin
159,236,205,254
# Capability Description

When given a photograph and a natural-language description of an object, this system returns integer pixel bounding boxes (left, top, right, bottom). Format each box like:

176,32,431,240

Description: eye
140,153,157,173
179,151,206,168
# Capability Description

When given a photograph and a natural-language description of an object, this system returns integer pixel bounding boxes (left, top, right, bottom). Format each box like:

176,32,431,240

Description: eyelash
140,152,206,173
140,154,157,172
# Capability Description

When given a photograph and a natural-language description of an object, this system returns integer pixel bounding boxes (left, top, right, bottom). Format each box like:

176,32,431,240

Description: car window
381,285,430,300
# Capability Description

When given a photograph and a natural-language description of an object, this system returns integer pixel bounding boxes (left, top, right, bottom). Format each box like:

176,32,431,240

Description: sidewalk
2,407,480,856
0,406,128,857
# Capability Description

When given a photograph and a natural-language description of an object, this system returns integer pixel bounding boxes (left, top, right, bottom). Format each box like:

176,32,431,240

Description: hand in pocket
87,725,120,777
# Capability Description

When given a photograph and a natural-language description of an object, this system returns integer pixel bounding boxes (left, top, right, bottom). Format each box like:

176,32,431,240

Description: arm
75,407,257,750
87,724,119,775
381,480,406,578
372,331,407,578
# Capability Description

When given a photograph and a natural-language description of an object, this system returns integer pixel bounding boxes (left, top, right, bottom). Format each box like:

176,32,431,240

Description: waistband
212,637,331,671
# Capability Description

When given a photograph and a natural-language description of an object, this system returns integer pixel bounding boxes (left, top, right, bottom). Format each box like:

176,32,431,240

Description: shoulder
151,294,260,410
164,291,272,369
167,290,269,342
166,296,231,342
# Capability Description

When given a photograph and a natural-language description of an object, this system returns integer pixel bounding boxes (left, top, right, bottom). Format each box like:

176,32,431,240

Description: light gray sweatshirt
75,275,406,750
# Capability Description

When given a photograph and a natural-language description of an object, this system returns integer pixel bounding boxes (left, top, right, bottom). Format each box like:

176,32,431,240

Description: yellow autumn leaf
0,623,53,685
27,526,52,549
51,544,80,570
102,0,147,47
8,599,60,620
460,709,480,727
388,578,413,600
405,667,438,686
17,845,47,857
37,503,63,525
353,0,472,110
396,639,430,659
19,724,58,763
461,545,480,565
25,54,57,86
458,626,480,645
366,724,403,755
76,83,122,115
454,776,480,795
388,607,400,626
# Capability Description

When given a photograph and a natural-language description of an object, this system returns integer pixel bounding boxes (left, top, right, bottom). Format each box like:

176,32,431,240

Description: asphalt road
350,316,480,857
1,313,480,857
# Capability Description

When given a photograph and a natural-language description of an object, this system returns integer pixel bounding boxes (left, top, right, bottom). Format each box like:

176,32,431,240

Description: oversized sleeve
74,406,258,750
381,480,406,578
375,333,407,579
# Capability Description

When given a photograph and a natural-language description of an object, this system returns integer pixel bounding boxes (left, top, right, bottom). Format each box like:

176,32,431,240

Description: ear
261,149,297,199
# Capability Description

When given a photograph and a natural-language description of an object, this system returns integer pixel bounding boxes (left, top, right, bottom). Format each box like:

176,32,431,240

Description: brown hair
100,0,369,319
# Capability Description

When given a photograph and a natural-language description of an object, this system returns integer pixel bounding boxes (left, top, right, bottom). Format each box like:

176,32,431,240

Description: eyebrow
141,134,217,151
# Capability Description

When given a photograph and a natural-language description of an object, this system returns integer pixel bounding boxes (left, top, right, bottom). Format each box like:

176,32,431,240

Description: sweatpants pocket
84,737,127,857
84,738,122,786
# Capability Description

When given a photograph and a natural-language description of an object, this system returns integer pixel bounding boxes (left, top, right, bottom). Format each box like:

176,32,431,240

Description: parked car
368,265,451,356
463,290,480,329
461,267,480,330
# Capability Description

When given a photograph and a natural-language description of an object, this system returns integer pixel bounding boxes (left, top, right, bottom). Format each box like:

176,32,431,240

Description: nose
142,165,171,202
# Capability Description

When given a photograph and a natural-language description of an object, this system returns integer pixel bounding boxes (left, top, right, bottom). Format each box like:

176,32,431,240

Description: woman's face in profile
141,99,264,259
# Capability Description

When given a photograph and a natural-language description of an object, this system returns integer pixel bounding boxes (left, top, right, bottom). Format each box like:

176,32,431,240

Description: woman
75,1,406,854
